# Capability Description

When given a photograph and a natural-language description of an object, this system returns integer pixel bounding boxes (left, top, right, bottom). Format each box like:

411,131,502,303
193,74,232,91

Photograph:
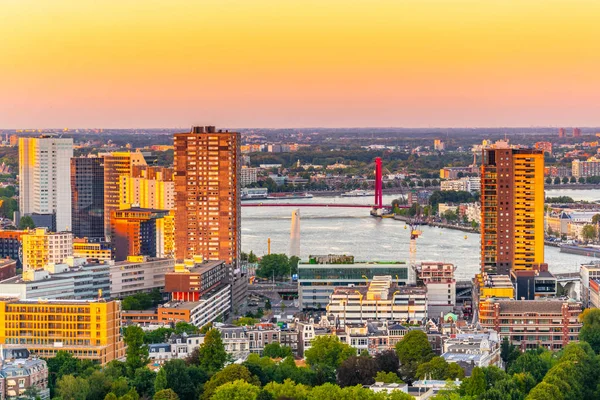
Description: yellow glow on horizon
1,0,600,128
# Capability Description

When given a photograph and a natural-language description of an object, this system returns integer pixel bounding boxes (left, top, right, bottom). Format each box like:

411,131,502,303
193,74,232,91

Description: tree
202,365,261,400
592,214,600,225
124,326,148,375
374,371,403,384
86,370,113,400
579,308,600,353
256,254,291,279
263,379,309,400
582,224,597,241
395,330,434,383
234,317,259,326
159,359,198,400
174,321,198,335
546,177,552,184
264,299,272,310
375,350,400,374
153,389,179,400
554,177,561,185
56,375,90,400
263,343,293,359
562,177,569,184
500,337,520,370
336,355,379,387
415,356,463,381
212,380,260,400
305,335,355,385
289,256,300,275
111,377,131,398
196,328,228,373
570,176,576,183
132,367,156,399
526,382,563,400
461,367,486,397
508,351,551,383
248,251,258,263
579,177,586,184
18,215,35,230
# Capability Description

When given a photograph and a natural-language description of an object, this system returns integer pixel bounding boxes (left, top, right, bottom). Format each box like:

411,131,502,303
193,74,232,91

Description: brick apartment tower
558,128,565,138
573,127,582,137
480,142,545,276
174,126,240,267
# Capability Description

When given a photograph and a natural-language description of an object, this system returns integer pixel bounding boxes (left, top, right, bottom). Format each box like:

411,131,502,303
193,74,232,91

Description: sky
1,0,600,129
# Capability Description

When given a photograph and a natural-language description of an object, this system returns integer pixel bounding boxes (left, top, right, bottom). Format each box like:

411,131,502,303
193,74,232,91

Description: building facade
119,166,174,211
480,142,545,275
0,231,26,268
240,167,258,187
478,299,582,351
298,255,415,310
73,239,112,261
102,152,147,239
70,157,105,240
18,137,73,232
109,257,174,298
572,157,600,178
174,126,240,266
21,229,73,274
0,299,125,365
0,350,49,400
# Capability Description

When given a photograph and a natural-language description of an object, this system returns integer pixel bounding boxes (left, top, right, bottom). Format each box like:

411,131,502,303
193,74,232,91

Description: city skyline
2,1,600,128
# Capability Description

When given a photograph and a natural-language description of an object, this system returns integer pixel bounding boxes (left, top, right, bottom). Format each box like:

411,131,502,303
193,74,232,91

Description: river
241,190,597,280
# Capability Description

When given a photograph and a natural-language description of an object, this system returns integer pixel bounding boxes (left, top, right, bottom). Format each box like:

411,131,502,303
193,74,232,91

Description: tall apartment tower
480,141,545,276
573,127,582,137
102,152,147,239
174,126,240,266
19,137,73,231
71,156,105,239
558,128,565,138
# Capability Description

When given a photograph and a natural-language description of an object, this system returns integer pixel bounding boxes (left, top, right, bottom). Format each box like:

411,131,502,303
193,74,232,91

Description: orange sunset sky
1,0,600,129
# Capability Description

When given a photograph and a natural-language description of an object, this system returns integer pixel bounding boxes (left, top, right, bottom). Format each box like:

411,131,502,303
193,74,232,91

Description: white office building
19,137,73,231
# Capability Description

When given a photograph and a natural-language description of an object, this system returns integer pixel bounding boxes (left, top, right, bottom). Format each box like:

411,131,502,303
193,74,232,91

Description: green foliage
263,342,293,358
395,330,434,382
132,368,156,399
429,190,477,210
256,254,295,279
212,380,261,400
199,322,213,334
153,389,179,400
263,379,310,400
159,359,201,400
124,326,148,375
56,375,90,400
580,308,600,353
18,215,35,229
582,224,597,241
195,328,228,373
122,289,164,310
501,337,520,370
336,355,379,387
234,317,259,326
374,371,403,384
201,365,260,400
374,350,400,374
416,356,463,380
546,196,575,203
304,335,355,382
508,350,552,383
248,251,259,263
461,367,487,397
526,382,563,400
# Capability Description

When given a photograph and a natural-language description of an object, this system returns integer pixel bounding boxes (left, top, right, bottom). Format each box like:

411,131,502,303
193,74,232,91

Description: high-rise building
0,299,125,365
174,126,240,266
71,156,105,239
558,128,565,138
119,166,174,211
572,157,600,178
573,127,582,137
110,207,174,261
102,152,147,239
19,137,73,231
480,141,545,276
433,139,445,151
21,228,73,276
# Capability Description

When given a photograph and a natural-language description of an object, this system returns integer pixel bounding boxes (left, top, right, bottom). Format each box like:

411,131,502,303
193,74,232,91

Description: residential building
573,127,582,137
0,299,125,364
0,260,16,282
70,157,105,240
439,166,478,180
441,332,502,375
21,229,73,274
572,157,600,178
157,284,231,328
544,166,571,178
417,262,456,317
559,128,565,138
589,279,600,309
326,276,427,326
478,298,582,351
164,259,228,302
534,141,553,155
440,177,480,193
18,137,73,231
73,239,112,261
109,257,174,298
580,262,600,308
119,165,174,211
298,255,415,310
174,126,240,267
0,349,49,400
434,139,445,151
0,231,26,268
407,191,432,206
110,208,174,261
480,142,545,277
102,152,147,239
240,167,258,187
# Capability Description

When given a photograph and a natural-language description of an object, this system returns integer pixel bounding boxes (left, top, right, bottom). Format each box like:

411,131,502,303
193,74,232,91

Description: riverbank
392,215,479,233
